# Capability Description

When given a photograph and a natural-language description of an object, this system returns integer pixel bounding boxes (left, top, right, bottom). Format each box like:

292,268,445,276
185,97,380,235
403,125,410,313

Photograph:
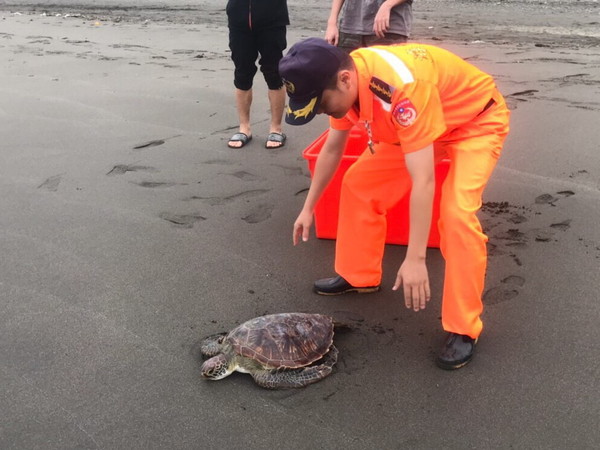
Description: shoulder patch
393,98,418,127
369,77,394,104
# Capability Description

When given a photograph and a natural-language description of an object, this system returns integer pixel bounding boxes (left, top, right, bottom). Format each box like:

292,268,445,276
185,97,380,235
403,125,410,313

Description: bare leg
229,88,252,148
266,87,286,148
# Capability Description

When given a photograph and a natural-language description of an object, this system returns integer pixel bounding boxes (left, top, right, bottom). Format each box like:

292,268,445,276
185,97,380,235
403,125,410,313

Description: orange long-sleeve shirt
330,44,498,153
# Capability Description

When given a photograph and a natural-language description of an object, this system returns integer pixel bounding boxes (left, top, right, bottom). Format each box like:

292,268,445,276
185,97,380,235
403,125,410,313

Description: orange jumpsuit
329,44,510,339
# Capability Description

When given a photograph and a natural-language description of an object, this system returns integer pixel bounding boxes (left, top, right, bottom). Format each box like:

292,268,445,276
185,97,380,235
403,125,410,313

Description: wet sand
1,1,599,449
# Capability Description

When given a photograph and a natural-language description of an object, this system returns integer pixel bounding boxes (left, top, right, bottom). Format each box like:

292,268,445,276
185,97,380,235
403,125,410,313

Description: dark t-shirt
340,0,413,36
226,0,290,29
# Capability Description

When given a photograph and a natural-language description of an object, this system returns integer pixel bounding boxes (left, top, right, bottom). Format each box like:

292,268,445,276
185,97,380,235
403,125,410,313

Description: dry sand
1,1,599,449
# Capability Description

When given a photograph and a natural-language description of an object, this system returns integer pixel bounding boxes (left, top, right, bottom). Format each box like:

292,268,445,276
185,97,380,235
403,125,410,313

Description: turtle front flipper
252,345,339,389
200,332,228,358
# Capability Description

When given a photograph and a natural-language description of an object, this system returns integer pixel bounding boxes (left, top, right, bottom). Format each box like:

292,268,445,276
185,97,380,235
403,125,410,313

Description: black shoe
436,332,478,370
313,275,380,296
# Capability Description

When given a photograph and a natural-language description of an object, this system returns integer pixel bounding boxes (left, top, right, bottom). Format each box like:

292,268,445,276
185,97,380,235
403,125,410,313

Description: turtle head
201,354,232,380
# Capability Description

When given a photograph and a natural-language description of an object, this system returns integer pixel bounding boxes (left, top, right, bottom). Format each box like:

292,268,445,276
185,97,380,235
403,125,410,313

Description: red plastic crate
302,126,449,247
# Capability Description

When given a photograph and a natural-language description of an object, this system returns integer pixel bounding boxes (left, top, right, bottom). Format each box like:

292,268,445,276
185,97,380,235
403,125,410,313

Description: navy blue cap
279,38,347,125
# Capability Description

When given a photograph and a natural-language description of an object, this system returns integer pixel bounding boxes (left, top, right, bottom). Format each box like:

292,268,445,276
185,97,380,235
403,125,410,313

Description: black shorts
228,25,287,91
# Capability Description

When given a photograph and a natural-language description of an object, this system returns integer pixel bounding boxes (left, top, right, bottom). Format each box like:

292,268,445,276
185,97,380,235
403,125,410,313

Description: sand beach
1,1,599,448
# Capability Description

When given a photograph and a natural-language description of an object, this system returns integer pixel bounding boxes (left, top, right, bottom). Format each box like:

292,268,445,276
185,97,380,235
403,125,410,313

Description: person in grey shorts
325,0,413,52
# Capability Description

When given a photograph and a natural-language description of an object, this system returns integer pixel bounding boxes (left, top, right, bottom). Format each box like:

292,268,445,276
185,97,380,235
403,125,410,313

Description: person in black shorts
226,0,289,149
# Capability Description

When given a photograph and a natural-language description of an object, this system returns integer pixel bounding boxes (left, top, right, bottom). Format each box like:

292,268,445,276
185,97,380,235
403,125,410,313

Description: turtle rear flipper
252,345,339,389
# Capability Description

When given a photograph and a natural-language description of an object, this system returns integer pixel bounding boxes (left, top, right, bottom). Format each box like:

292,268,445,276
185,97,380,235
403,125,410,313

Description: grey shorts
337,32,408,53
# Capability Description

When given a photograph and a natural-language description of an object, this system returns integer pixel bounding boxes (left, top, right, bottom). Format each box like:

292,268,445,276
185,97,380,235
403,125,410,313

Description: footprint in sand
535,190,575,206
529,228,555,242
242,203,274,224
159,212,206,228
526,220,571,243
272,164,304,176
173,49,196,55
505,89,539,110
132,135,182,150
106,164,158,176
484,193,576,267
535,193,558,205
38,174,62,192
63,39,91,45
508,214,528,224
188,189,270,206
508,89,539,98
332,310,365,324
550,219,572,232
223,170,261,181
28,38,52,45
110,44,150,50
557,190,575,197
132,181,179,188
133,139,165,150
203,159,234,166
568,170,588,180
487,243,507,257
484,275,525,305
495,228,527,243
483,202,531,259
506,242,528,250
529,192,574,241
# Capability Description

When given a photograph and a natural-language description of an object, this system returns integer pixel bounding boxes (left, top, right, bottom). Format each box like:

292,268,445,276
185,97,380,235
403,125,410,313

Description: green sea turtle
200,313,339,389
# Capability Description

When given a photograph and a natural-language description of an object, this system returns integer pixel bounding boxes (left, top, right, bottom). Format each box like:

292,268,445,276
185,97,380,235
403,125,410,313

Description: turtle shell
227,313,334,369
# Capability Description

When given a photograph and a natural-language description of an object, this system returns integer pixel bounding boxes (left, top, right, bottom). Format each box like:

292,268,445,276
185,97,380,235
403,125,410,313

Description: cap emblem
287,96,318,120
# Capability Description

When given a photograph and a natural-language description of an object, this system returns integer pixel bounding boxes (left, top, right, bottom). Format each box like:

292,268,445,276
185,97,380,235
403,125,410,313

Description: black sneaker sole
314,286,380,296
435,357,473,370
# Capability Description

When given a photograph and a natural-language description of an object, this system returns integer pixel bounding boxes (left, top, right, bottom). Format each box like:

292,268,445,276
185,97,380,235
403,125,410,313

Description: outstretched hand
393,259,431,311
293,210,314,245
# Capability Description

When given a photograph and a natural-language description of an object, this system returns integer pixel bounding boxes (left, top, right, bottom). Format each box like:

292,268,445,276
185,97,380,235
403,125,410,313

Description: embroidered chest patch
393,99,417,127
369,77,394,104
407,47,431,61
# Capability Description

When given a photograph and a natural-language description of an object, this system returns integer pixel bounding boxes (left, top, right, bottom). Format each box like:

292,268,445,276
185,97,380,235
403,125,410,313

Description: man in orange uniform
279,38,510,369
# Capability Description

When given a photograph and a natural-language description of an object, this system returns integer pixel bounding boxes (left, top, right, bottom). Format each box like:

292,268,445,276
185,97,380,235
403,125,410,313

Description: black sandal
265,132,286,149
227,132,252,148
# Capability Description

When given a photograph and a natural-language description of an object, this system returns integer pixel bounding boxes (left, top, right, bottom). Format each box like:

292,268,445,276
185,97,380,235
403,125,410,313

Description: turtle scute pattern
228,313,334,368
